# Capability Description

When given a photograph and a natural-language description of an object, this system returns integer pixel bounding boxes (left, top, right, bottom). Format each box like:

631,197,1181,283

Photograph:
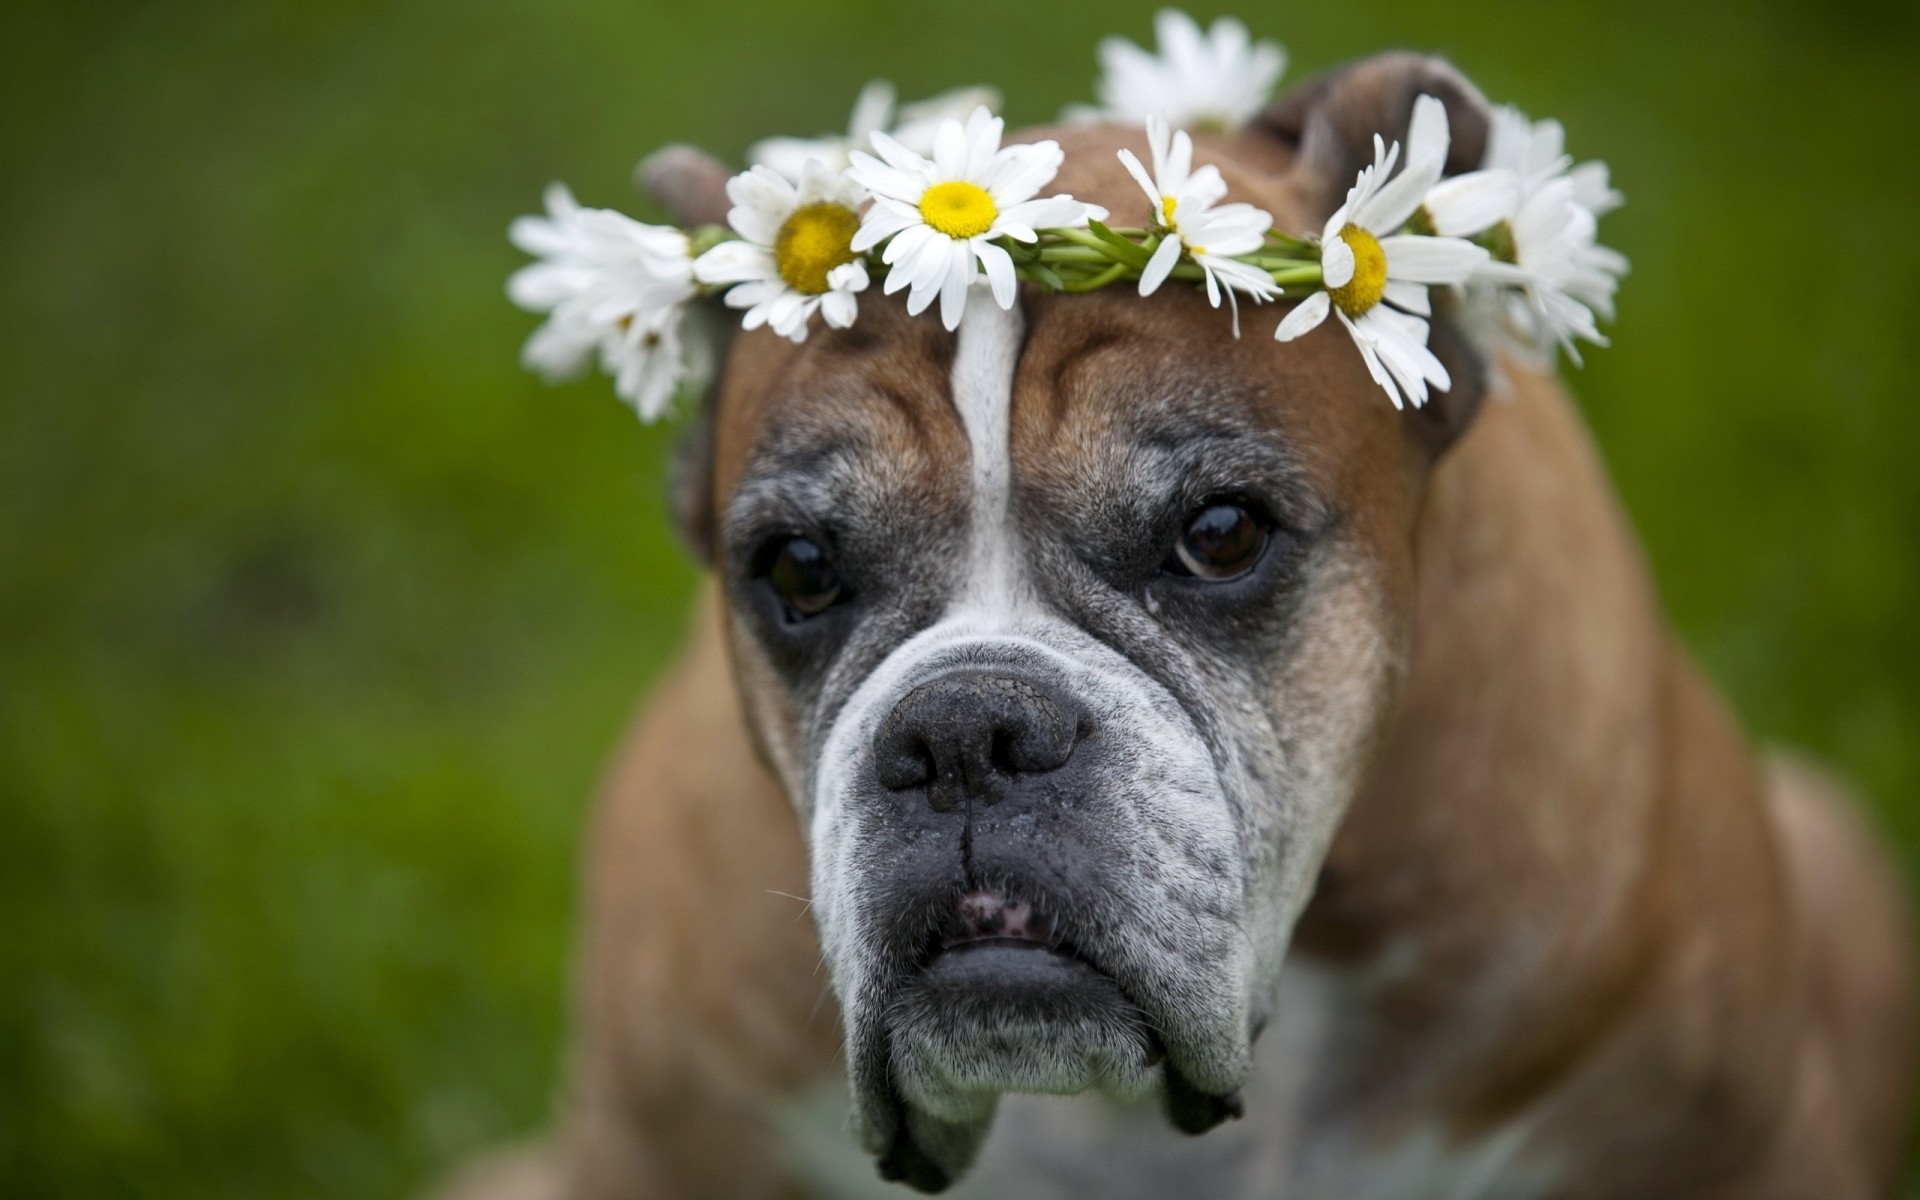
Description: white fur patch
949,290,1027,617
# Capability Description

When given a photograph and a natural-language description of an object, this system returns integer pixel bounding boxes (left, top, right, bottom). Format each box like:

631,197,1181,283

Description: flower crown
507,10,1625,421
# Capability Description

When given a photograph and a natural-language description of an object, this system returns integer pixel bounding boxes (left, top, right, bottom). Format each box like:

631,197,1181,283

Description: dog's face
679,62,1489,1189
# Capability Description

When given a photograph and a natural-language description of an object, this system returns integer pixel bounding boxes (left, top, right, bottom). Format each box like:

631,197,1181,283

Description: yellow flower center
919,181,998,239
771,201,864,295
1328,223,1388,318
773,202,861,295
1162,194,1178,225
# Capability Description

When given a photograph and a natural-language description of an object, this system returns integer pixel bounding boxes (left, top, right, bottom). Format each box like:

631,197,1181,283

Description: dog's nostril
989,728,1018,776
875,734,936,791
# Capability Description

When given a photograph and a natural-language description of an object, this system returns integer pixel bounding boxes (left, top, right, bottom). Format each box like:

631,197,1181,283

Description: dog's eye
1167,502,1268,581
764,535,846,619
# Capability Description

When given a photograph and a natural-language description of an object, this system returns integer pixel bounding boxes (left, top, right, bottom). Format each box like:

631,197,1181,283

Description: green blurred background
3,0,1917,1195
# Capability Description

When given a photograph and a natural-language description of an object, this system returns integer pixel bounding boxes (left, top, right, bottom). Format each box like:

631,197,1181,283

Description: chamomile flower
847,106,1106,331
1072,9,1285,132
749,80,1002,182
508,183,703,420
1117,115,1277,326
693,162,870,343
1470,105,1629,362
1273,95,1488,409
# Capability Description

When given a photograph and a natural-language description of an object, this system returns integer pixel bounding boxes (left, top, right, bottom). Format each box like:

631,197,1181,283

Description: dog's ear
666,388,718,566
1258,53,1491,456
1257,51,1491,207
636,144,733,228
636,145,733,563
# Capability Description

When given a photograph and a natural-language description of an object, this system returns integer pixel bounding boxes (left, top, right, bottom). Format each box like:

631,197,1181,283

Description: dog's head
661,53,1493,1191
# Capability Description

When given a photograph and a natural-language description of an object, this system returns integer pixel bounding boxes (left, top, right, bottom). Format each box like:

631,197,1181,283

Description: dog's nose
874,671,1084,809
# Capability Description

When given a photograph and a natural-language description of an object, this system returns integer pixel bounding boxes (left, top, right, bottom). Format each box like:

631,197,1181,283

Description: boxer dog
443,52,1914,1200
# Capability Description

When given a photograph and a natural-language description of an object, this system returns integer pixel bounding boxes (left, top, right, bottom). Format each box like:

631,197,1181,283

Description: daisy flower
749,80,1001,182
693,162,870,343
508,183,703,421
1072,9,1285,132
1117,115,1277,326
847,106,1106,331
1274,95,1488,409
1469,105,1629,363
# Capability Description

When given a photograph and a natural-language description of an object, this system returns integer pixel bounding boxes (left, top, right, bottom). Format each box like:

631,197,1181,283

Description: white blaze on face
949,290,1028,619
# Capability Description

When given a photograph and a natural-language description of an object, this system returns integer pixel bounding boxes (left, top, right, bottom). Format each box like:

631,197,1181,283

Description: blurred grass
1,0,1917,1195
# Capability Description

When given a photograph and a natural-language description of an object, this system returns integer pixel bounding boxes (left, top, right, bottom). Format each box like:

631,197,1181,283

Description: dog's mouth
872,885,1244,1190
933,889,1092,963
915,889,1159,1054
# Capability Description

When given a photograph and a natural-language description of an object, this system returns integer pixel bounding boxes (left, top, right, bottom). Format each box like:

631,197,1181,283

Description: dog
441,52,1915,1199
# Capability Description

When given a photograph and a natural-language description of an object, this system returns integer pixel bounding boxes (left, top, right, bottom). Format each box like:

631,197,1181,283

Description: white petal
1366,306,1450,406
904,273,940,315
1382,279,1430,315
997,195,1095,237
1404,95,1451,173
1380,235,1487,284
1201,255,1280,302
1274,291,1331,341
826,260,869,293
975,240,1018,309
864,128,932,175
1139,234,1184,295
894,85,1001,140
963,107,1005,176
880,221,936,267
845,151,927,209
692,241,774,286
931,115,969,180
1339,310,1401,407
847,79,897,142
853,198,921,252
1117,147,1161,213
904,230,955,293
821,289,858,328
723,280,785,312
938,247,974,330
1321,235,1355,289
1166,125,1194,188
1421,169,1518,237
1359,141,1444,234
749,136,851,181
1569,160,1624,216
795,160,868,210
983,141,1064,204
1183,163,1228,209
519,314,599,380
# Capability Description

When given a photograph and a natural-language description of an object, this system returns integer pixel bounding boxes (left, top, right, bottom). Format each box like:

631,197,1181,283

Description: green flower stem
1033,245,1119,265
1262,230,1318,255
1266,265,1325,286
1241,257,1320,272
1060,261,1132,293
834,226,1328,301
1049,227,1122,254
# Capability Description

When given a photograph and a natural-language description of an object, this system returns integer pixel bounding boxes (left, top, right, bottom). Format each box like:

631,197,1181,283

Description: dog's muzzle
828,660,1246,1192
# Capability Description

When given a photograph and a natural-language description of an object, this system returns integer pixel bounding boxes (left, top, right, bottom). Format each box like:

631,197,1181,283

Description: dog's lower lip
936,888,1078,959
